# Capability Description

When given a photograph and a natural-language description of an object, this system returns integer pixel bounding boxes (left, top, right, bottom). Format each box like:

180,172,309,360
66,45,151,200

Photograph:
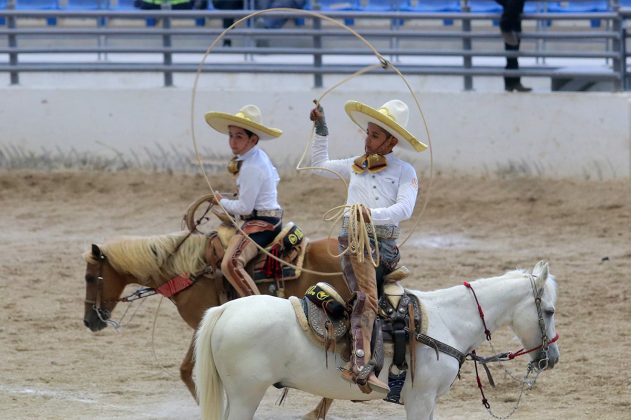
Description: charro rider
309,99,427,394
205,104,284,297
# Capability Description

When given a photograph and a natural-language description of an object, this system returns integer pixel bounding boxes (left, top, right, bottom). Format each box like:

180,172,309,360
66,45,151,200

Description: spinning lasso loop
190,8,434,277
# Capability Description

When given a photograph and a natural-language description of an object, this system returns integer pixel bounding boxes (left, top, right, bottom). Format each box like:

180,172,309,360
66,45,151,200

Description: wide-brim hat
344,100,427,152
204,104,282,140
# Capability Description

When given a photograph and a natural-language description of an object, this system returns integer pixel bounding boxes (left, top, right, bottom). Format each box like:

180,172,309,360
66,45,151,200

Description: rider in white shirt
310,99,427,394
205,104,284,297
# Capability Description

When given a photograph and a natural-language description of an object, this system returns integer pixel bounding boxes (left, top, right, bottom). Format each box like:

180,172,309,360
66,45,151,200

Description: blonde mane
83,232,209,284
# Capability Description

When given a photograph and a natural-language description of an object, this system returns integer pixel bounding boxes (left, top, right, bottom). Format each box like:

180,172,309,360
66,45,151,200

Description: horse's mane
82,232,209,282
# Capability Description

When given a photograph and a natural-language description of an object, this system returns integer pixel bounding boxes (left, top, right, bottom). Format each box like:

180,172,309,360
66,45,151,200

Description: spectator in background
495,0,532,92
212,0,245,46
255,0,306,29
136,0,209,10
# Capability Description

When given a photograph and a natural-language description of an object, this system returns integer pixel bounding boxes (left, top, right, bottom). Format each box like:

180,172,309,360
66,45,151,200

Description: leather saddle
205,221,308,285
290,275,427,403
289,269,425,347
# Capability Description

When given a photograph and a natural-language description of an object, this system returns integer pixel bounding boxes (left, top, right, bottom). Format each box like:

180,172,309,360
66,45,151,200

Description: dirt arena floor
1,170,630,419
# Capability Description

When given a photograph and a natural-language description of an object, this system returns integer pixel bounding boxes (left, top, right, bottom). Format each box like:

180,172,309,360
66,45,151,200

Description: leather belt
241,208,283,220
340,217,400,240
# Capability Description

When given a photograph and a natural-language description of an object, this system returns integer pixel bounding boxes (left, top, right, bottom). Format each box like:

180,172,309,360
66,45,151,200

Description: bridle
463,274,559,413
463,275,559,369
84,252,121,329
511,275,560,371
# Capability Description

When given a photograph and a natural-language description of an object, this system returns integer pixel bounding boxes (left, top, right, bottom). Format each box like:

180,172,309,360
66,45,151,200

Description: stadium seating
308,0,360,25
466,0,501,26
362,0,408,26
548,0,609,28
116,0,208,27
0,0,6,25
402,0,460,25
65,0,110,26
15,0,60,26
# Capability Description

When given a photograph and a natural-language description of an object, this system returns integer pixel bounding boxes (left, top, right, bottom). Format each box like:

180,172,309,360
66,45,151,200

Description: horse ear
532,260,549,290
91,244,102,258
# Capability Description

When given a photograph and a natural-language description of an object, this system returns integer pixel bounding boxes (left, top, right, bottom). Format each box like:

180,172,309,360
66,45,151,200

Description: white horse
194,261,560,420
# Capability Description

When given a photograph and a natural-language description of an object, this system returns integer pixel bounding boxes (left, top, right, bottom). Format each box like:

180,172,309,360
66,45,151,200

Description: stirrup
366,373,390,394
339,366,390,394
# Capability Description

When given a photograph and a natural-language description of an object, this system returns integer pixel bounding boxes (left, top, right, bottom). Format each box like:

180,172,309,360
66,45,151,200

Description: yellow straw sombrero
204,104,282,140
344,100,427,152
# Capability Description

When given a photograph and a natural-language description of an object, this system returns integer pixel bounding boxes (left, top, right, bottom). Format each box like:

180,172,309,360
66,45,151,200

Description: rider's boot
341,292,390,394
221,233,260,297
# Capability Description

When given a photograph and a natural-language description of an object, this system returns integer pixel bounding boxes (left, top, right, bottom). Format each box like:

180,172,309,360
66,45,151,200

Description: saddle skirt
290,283,349,344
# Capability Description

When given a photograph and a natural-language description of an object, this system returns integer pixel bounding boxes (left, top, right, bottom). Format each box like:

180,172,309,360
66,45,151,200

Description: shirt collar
237,145,259,161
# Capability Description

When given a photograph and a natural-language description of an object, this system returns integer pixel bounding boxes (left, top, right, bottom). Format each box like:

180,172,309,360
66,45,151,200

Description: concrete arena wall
1,84,629,179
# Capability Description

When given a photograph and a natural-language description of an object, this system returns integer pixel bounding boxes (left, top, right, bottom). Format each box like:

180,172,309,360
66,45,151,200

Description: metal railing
0,4,629,90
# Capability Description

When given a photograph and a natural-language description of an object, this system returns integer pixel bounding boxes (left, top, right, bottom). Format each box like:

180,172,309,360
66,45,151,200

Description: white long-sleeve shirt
311,134,418,226
219,146,281,216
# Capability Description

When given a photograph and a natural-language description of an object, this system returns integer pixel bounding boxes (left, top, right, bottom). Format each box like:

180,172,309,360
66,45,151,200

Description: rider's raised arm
309,104,353,179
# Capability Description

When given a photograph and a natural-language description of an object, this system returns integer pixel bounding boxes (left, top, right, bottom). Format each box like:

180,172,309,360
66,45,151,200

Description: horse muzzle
83,308,109,332
533,345,560,370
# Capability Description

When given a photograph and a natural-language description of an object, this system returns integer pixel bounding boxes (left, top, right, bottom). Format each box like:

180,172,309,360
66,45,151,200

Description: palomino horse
194,261,560,420
82,230,347,415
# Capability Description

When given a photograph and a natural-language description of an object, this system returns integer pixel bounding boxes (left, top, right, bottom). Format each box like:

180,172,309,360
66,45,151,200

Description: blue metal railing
0,4,629,89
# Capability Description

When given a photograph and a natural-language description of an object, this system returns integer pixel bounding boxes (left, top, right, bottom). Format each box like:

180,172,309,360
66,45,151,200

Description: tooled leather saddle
289,275,427,404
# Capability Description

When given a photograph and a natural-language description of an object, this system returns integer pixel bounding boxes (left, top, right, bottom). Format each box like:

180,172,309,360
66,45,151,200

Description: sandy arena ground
1,170,630,419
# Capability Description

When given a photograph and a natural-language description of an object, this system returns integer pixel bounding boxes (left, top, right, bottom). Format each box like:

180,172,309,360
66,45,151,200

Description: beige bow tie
352,153,387,174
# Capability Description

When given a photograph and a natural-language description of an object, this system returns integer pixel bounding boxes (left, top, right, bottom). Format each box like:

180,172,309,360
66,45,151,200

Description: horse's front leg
404,393,437,420
180,333,197,402
302,397,334,420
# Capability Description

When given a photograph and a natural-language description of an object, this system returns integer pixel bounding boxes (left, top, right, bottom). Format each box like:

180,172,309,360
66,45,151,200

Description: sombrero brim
204,112,282,140
344,101,427,152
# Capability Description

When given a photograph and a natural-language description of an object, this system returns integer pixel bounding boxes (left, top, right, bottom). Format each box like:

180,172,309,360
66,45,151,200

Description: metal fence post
612,0,622,91
312,5,323,89
162,3,173,87
462,1,473,91
8,0,18,85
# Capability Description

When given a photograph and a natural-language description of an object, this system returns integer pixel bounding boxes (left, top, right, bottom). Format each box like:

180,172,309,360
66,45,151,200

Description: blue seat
66,0,110,8
116,0,207,27
116,0,208,27
466,0,501,26
524,1,556,27
16,0,60,26
0,0,6,25
114,0,156,26
402,0,460,26
65,0,110,26
308,0,360,25
362,0,409,26
548,0,609,28
363,0,408,12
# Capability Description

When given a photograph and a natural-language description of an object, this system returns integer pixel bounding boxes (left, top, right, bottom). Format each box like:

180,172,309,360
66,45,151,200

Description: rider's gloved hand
310,101,329,136
211,192,223,205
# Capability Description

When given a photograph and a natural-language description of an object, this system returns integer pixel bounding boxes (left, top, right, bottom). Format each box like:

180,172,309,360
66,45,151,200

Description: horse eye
544,309,555,317
85,274,96,284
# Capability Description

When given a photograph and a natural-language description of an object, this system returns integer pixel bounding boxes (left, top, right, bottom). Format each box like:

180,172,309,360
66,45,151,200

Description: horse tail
194,305,227,420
